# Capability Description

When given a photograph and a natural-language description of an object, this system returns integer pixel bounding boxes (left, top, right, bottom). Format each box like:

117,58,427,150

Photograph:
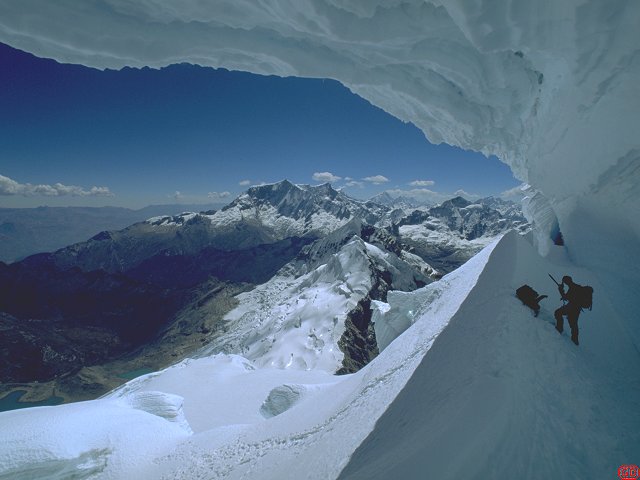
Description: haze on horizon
0,42,521,210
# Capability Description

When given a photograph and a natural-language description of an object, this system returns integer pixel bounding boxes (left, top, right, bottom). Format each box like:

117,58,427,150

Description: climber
551,275,593,346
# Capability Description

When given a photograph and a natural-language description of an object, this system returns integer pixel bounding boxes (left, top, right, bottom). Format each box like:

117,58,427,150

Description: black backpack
575,284,593,310
516,285,547,316
516,285,539,304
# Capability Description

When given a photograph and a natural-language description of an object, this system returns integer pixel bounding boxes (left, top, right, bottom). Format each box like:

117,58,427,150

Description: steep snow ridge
142,232,502,480
200,235,422,372
372,239,491,351
340,232,640,479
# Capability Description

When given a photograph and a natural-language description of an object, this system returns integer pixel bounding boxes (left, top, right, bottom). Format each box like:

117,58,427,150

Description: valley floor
0,281,248,407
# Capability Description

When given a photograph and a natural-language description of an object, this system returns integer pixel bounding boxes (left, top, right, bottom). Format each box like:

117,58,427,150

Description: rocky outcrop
337,268,392,375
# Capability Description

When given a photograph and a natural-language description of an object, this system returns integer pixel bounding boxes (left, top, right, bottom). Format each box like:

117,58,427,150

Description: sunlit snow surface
1,232,638,479
198,236,426,371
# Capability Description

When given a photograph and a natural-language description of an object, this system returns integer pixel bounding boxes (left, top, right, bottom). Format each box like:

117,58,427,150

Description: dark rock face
0,261,183,344
41,182,388,276
0,183,529,394
126,237,313,288
337,268,392,375
359,224,403,256
49,214,221,273
0,312,121,383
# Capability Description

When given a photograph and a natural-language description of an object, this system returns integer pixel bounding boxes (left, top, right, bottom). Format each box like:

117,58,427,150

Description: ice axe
549,274,567,303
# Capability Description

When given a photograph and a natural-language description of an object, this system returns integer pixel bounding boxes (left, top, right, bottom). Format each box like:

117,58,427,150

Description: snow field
1,232,637,479
200,236,424,372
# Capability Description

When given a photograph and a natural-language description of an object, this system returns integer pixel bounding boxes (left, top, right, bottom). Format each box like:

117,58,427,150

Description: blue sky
0,42,520,209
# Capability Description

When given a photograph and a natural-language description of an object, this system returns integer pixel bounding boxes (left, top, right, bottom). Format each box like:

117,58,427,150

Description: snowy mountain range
0,203,224,263
0,180,525,399
395,196,529,272
40,181,527,275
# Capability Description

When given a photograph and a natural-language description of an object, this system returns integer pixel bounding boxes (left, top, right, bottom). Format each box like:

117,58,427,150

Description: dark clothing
554,284,582,345
554,304,580,344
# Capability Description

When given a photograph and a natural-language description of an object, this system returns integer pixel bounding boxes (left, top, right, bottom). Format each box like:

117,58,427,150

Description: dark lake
0,390,64,412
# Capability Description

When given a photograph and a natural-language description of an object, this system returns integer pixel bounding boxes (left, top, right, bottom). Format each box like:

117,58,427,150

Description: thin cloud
207,191,231,200
170,191,183,200
409,179,435,187
363,175,390,185
0,174,113,197
238,180,251,186
312,171,341,183
344,181,364,188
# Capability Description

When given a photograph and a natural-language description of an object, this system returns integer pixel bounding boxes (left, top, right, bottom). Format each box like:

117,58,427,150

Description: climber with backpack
549,274,593,346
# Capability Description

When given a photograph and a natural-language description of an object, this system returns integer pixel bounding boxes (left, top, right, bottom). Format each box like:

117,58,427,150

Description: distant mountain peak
369,191,426,208
441,196,471,208
244,179,299,198
369,192,395,205
210,179,386,239
306,182,338,196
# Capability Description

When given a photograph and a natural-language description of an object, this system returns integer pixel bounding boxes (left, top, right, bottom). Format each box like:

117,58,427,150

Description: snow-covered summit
396,196,529,273
206,180,386,239
369,191,422,209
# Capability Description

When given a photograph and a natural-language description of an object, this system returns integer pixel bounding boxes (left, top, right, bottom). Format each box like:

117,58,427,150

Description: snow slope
342,231,640,479
0,391,191,479
199,234,428,372
2,231,636,479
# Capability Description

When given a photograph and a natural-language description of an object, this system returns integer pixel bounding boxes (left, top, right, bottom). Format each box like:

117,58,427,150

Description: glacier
0,2,639,479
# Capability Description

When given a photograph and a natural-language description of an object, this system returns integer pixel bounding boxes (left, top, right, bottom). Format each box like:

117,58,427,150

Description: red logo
619,465,639,480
